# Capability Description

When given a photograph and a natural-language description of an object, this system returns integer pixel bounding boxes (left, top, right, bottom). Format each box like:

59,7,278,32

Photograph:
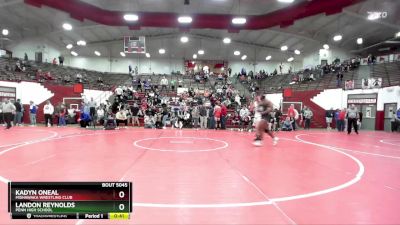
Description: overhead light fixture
94,51,101,56
159,49,166,54
124,14,139,21
180,36,189,43
333,35,343,41
77,40,86,46
241,55,247,60
232,17,247,25
71,51,78,56
193,54,197,59
287,57,294,62
278,0,295,3
281,45,288,51
62,23,72,31
395,32,400,38
145,53,150,58
198,49,204,55
223,38,231,44
367,12,380,20
177,16,192,24
357,38,363,45
323,44,329,50
66,44,73,49
265,55,272,60
294,50,301,55
2,29,9,36
120,52,126,57
234,50,240,56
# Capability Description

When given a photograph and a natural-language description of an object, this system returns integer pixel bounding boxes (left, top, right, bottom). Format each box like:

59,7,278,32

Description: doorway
384,103,397,131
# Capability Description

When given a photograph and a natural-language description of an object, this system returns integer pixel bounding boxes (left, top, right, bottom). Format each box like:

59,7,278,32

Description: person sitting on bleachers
63,74,71,83
281,117,293,131
97,76,103,83
116,107,128,128
76,73,83,83
144,115,155,128
44,72,54,80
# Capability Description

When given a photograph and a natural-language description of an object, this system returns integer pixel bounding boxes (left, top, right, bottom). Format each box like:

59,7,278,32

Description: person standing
337,108,346,132
287,104,298,131
130,103,141,127
220,103,227,130
199,104,207,129
192,105,200,129
391,110,399,132
239,105,250,132
58,103,67,127
347,104,359,134
29,101,37,126
303,107,313,130
87,98,97,127
253,95,279,146
43,100,54,127
214,103,222,130
325,108,334,130
160,76,169,93
14,99,23,126
2,99,16,129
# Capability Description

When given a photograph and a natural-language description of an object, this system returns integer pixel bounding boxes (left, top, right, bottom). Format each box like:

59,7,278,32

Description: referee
346,104,359,135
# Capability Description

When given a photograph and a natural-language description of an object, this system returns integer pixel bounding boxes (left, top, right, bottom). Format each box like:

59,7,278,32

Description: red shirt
221,105,227,117
288,108,295,117
339,111,346,120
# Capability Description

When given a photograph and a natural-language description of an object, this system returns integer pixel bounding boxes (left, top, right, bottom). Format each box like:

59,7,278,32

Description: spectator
214,103,222,130
87,97,97,122
337,108,346,132
199,104,208,129
116,107,128,127
287,104,298,131
325,108,334,130
2,99,16,129
220,103,227,130
29,101,37,126
391,109,399,132
144,115,155,128
104,109,117,129
96,105,105,125
303,106,313,130
58,103,67,127
130,103,141,127
192,105,200,129
239,105,250,132
58,55,64,66
282,117,293,131
43,100,54,127
160,76,169,93
274,108,282,131
52,58,57,65
13,99,23,126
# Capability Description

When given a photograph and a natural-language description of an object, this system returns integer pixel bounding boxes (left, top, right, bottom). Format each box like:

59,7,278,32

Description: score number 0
119,191,125,211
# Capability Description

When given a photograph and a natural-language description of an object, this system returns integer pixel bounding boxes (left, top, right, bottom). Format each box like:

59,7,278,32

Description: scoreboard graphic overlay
8,182,132,220
124,36,146,54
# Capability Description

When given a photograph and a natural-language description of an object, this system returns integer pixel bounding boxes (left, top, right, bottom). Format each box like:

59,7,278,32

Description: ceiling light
66,44,73,49
287,57,294,62
77,40,86,46
2,29,9,36
180,36,189,43
62,23,72,31
323,44,329,50
281,45,288,51
124,14,139,21
367,12,380,20
223,37,231,44
265,55,272,60
120,52,126,57
71,51,78,56
241,55,247,60
159,49,166,54
94,51,101,56
278,0,295,3
333,35,343,41
357,38,363,45
232,17,247,25
234,50,240,56
145,53,150,58
193,54,197,59
395,32,400,38
294,50,300,55
198,49,204,55
177,16,192,24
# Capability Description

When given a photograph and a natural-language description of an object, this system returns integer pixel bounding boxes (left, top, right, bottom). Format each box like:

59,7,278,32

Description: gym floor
0,127,399,224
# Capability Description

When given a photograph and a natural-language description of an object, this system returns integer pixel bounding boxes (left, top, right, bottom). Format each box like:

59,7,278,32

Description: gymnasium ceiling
0,0,399,61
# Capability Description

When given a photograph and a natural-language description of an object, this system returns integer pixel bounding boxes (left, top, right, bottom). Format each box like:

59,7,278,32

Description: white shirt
160,78,168,85
115,88,123,95
43,103,54,114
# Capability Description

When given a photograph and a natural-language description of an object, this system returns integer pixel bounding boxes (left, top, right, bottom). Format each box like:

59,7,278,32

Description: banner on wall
0,86,16,101
362,78,382,89
347,98,377,104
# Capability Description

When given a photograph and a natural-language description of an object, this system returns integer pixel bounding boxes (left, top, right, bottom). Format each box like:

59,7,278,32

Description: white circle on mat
133,137,229,152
